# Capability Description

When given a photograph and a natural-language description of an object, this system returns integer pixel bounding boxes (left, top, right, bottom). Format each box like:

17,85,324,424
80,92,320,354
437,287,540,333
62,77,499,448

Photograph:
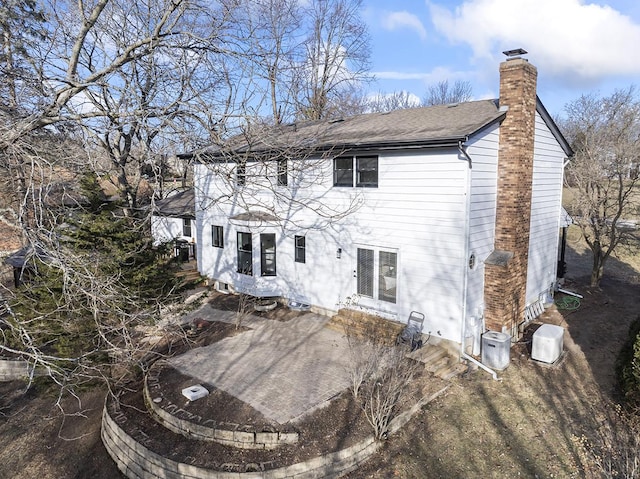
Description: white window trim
354,244,399,308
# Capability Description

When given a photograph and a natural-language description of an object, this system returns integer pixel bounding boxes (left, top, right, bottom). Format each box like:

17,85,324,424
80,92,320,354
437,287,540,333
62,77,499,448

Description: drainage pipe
557,288,583,299
461,352,499,381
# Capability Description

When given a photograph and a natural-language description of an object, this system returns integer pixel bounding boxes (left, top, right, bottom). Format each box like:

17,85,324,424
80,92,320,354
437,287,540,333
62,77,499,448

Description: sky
361,0,640,117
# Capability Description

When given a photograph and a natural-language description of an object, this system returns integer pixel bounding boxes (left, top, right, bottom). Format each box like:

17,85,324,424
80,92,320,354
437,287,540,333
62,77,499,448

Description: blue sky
361,0,640,117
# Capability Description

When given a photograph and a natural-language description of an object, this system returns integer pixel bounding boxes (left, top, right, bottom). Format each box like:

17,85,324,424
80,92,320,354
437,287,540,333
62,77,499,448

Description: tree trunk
590,249,606,287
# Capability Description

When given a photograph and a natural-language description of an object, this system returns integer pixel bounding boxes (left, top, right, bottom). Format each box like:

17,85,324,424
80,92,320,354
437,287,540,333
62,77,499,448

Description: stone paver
168,305,352,424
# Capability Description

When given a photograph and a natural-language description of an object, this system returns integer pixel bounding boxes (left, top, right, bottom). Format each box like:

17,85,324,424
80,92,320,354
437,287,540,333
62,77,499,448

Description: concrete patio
168,304,353,424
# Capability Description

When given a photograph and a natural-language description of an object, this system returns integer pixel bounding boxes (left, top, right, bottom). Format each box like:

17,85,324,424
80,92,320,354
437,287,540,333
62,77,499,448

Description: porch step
176,269,203,284
326,309,405,345
407,343,462,380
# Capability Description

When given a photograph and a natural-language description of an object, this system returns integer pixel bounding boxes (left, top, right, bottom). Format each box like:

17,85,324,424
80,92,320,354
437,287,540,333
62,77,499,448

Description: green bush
616,315,640,405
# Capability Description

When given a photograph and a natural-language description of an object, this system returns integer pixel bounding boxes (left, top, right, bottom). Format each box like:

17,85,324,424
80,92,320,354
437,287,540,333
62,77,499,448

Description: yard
0,228,639,478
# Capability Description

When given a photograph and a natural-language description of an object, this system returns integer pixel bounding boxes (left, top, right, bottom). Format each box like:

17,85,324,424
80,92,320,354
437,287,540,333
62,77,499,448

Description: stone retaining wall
144,374,298,450
102,403,380,479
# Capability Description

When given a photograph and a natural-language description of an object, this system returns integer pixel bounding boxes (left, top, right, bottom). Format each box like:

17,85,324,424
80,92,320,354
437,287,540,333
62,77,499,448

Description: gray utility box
482,331,511,370
531,324,564,363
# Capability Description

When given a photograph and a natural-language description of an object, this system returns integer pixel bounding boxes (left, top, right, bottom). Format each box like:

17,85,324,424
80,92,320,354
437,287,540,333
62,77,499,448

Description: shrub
616,315,640,405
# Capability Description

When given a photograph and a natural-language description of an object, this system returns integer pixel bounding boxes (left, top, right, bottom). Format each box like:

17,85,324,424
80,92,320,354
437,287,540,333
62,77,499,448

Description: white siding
525,112,566,304
465,125,500,332
194,142,477,343
151,215,194,245
192,116,566,344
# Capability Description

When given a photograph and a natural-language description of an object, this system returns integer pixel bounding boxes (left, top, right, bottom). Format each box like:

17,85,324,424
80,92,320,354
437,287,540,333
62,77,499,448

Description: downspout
462,351,499,380
458,140,473,168
458,141,499,381
458,141,472,358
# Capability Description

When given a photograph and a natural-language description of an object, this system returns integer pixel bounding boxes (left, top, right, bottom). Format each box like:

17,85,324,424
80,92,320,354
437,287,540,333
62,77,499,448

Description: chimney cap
502,48,527,57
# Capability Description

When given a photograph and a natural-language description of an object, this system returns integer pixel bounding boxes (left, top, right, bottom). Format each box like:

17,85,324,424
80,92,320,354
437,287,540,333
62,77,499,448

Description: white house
179,55,572,352
150,189,197,262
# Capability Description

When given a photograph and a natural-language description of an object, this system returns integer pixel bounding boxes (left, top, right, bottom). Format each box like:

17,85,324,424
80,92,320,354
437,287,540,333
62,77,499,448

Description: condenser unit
481,331,511,370
531,324,564,364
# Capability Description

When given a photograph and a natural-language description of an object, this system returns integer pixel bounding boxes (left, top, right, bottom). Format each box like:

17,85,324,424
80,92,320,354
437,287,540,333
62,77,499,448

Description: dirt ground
1,229,639,478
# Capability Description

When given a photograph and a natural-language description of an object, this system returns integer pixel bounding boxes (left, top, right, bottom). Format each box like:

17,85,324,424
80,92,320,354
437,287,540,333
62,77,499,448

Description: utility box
532,324,564,363
482,331,511,370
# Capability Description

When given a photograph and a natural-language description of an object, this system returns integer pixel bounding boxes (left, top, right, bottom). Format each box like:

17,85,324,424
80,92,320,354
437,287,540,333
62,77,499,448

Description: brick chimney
483,57,538,337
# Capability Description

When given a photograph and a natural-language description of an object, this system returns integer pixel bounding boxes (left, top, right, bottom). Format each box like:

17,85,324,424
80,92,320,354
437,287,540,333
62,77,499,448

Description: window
237,232,252,275
294,235,306,263
333,156,378,187
236,162,246,186
260,234,276,276
357,248,374,297
182,218,192,237
333,157,354,186
277,159,288,186
356,156,378,187
378,250,397,303
357,247,397,303
212,225,224,248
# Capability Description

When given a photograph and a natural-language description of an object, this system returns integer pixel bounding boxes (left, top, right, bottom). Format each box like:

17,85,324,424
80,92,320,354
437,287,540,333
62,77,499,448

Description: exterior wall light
336,248,342,259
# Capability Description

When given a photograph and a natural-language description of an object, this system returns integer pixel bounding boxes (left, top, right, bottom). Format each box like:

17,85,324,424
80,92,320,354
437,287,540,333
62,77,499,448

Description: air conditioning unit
531,324,564,363
481,331,511,370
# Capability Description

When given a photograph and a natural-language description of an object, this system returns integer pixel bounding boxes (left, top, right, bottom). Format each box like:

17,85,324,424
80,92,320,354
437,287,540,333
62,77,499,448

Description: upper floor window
183,218,192,237
212,225,224,248
294,235,306,263
333,155,378,187
333,157,353,186
277,159,288,186
236,162,246,186
356,156,378,187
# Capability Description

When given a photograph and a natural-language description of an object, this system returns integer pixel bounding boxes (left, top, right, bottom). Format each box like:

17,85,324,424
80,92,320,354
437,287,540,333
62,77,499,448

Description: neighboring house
150,189,197,262
179,55,572,352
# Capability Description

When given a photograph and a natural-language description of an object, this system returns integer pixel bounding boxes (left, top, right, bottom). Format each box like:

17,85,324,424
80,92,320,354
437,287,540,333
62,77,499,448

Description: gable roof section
184,97,572,160
185,100,507,160
535,96,573,157
153,189,195,219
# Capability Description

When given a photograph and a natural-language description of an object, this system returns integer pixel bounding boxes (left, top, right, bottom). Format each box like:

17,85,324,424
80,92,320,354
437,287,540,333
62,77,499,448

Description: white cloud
374,65,476,85
381,11,428,40
428,0,640,83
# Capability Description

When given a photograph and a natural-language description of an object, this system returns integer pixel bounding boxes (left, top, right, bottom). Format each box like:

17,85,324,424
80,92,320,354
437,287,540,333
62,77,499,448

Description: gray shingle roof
153,189,195,218
186,100,505,159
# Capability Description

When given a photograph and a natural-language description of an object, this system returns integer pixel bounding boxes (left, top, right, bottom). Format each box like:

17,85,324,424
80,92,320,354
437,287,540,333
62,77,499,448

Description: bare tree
0,0,46,110
365,91,421,113
232,0,302,125
358,344,418,440
192,122,364,232
293,0,372,121
0,0,373,398
562,87,640,287
423,79,473,106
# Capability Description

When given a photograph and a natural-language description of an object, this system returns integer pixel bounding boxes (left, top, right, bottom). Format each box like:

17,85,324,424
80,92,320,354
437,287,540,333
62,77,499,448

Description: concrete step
408,343,462,380
176,270,203,284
